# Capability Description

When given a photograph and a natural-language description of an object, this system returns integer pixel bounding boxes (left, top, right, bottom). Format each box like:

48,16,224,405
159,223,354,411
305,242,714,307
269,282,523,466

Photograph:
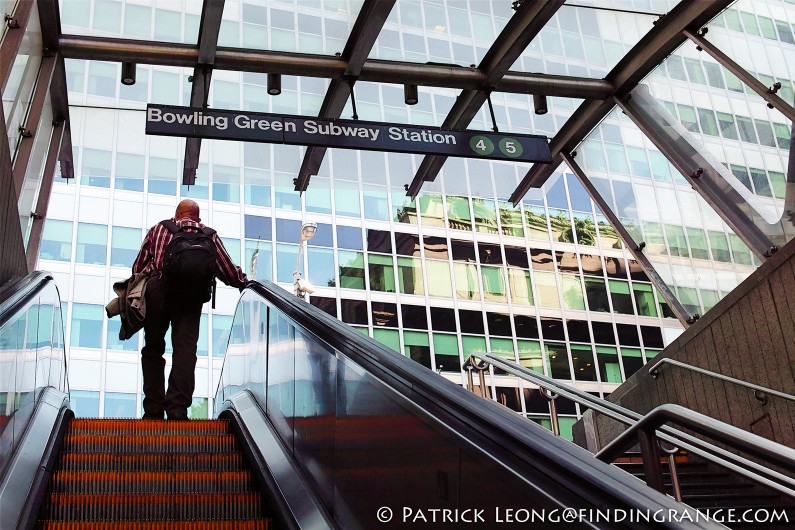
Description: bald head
175,199,201,222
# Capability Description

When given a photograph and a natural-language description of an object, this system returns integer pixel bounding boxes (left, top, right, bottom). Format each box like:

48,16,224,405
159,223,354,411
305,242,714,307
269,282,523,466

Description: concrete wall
574,239,795,452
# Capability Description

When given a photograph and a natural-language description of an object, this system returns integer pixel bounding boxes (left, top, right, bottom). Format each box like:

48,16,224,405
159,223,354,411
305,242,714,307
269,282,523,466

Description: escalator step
41,493,264,521
69,419,229,435
38,521,269,529
56,453,246,472
50,471,253,494
61,434,237,453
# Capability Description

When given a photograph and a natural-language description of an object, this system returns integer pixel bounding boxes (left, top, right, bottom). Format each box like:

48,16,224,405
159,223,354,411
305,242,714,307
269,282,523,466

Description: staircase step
56,453,246,472
61,434,237,454
38,521,269,529
50,471,253,494
41,493,264,521
69,419,228,436
664,481,755,491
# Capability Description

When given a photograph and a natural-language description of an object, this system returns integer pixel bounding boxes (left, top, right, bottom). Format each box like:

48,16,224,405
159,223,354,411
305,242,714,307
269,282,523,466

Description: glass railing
0,272,68,479
214,281,705,529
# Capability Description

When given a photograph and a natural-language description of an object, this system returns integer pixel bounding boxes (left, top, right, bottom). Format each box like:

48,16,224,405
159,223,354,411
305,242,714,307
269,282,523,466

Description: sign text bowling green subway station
145,104,552,164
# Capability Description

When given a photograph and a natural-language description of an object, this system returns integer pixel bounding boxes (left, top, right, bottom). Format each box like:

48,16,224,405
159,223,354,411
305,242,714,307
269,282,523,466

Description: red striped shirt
132,218,247,289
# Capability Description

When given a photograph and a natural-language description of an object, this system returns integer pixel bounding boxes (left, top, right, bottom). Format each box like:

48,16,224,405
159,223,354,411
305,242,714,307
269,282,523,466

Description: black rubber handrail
231,280,716,524
0,271,53,329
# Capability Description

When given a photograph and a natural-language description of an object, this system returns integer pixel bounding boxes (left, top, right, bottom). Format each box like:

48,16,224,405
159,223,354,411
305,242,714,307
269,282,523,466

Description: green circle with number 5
469,136,494,155
499,138,523,158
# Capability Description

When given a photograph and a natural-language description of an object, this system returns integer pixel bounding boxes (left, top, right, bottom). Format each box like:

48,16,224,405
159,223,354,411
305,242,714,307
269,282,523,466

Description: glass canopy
37,0,794,323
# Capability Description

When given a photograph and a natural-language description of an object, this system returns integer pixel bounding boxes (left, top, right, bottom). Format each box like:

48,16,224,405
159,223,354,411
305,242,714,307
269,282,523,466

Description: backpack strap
160,219,180,234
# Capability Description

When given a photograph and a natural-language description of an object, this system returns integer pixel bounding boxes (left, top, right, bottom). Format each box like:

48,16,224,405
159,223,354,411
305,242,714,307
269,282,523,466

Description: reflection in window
148,157,177,196
508,268,533,306
571,344,597,381
545,342,571,380
397,257,424,295
473,199,498,233
584,277,609,312
368,254,395,292
106,317,138,351
244,240,273,282
338,251,365,290
307,247,335,288
81,148,111,188
549,209,574,243
115,152,144,192
76,223,107,265
71,390,100,418
481,266,506,303
517,340,543,373
560,275,585,310
426,260,453,298
340,299,368,325
275,243,298,283
596,346,622,383
212,315,233,357
633,283,657,317
609,280,634,315
419,195,445,227
104,392,136,418
363,188,390,221
524,206,549,240
71,304,103,348
708,231,731,262
621,347,643,378
40,220,73,261
433,333,460,373
403,331,431,369
534,272,560,308
499,202,523,237
110,227,141,268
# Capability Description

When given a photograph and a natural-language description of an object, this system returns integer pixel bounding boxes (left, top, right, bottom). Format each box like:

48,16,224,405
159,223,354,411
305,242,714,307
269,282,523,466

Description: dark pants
141,276,203,418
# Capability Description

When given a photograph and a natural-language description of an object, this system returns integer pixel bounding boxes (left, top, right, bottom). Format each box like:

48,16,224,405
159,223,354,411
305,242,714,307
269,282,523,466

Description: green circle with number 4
499,138,523,158
469,136,494,155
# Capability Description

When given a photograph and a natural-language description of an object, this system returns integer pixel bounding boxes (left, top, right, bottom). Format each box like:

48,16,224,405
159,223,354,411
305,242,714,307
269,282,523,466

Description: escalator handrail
0,271,54,329
472,352,795,497
231,281,707,516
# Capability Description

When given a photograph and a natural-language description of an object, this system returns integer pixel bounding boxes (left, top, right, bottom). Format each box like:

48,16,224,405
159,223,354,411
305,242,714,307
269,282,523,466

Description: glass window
433,334,460,373
524,206,549,240
196,314,209,357
481,266,506,303
717,112,739,140
110,227,141,268
87,62,117,98
517,340,543,373
275,243,298,283
40,220,73,261
473,199,498,233
106,316,138,351
773,123,791,150
620,347,643,378
446,195,472,231
363,188,390,221
245,240,273,282
708,231,731,262
148,157,177,196
499,202,523,237
596,346,622,383
426,260,453,298
633,283,657,317
683,58,706,84
750,168,772,198
560,275,585,310
729,234,753,266
609,280,634,315
306,247,335,289
212,315,233,357
404,331,431,370
70,390,100,418
338,251,365,289
212,165,240,203
341,299,368,325
453,262,480,301
769,170,786,200
549,209,574,243
115,153,144,192
368,254,395,292
81,149,111,188
373,328,400,352
702,62,725,89
244,215,271,240
244,168,272,207
337,225,363,251
697,109,719,136
154,9,182,42
397,257,424,295
71,304,104,348
104,392,136,418
677,104,698,132
534,272,560,308
419,194,445,227
545,342,571,380
584,277,610,312
508,269,533,306
430,307,456,333
571,344,597,382
664,224,689,258
736,116,758,143
334,180,361,218
275,218,301,244
76,223,107,265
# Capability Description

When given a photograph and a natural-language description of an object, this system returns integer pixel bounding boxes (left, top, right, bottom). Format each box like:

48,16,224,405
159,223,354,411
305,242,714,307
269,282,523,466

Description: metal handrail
649,357,795,404
466,352,795,500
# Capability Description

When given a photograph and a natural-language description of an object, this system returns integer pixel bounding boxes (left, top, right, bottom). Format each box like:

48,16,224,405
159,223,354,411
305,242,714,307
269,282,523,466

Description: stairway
36,418,272,529
615,452,795,528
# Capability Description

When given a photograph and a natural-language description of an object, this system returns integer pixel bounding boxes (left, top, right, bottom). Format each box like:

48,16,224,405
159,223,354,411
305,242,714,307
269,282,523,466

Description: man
132,199,247,420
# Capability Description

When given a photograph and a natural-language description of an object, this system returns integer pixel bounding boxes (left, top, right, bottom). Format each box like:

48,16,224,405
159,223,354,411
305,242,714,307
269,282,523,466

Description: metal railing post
638,428,666,494
539,387,561,437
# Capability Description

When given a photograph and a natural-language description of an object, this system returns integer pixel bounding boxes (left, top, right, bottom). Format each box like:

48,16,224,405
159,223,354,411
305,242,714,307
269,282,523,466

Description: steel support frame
617,88,778,259
11,53,56,199
406,0,566,198
294,0,395,192
25,121,63,270
0,96,28,283
510,0,735,205
562,152,693,326
182,0,225,185
0,0,35,92
683,29,795,123
57,35,612,99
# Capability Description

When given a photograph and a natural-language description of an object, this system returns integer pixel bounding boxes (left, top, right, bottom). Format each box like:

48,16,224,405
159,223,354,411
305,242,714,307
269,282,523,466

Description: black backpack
160,220,218,306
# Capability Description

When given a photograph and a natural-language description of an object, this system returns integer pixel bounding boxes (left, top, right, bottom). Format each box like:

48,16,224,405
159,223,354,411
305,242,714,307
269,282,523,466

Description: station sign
145,104,552,164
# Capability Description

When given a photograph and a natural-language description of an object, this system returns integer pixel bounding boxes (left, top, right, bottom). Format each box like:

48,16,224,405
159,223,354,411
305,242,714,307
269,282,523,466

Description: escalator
1,273,724,529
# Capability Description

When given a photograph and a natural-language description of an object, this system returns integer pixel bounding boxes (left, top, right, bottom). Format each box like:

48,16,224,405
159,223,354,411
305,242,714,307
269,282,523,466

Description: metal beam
510,0,735,205
182,0,225,185
562,152,693,327
58,35,612,98
618,86,779,259
49,56,73,179
0,0,35,92
406,0,565,198
684,30,795,123
12,53,56,199
26,122,63,271
295,0,395,192
0,96,28,283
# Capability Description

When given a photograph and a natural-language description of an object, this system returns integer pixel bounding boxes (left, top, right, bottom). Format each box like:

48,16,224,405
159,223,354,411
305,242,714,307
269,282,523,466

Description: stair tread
56,453,246,472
